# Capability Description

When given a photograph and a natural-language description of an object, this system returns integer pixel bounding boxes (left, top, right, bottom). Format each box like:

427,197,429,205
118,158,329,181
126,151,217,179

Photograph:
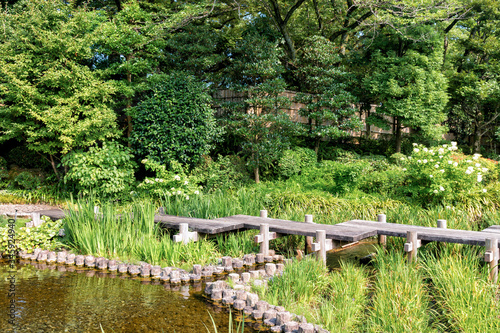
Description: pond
0,241,376,332
0,260,258,332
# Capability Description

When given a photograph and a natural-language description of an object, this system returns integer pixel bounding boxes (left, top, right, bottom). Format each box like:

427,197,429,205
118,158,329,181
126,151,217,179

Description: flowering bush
137,159,201,200
399,142,496,205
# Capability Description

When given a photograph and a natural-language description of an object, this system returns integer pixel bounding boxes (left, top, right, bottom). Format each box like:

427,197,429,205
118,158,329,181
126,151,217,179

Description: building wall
213,89,411,138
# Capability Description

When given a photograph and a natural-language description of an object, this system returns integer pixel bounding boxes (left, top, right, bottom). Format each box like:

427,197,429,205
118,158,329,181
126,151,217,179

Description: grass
258,257,368,332
366,249,436,333
317,262,369,332
423,246,500,332
63,198,220,268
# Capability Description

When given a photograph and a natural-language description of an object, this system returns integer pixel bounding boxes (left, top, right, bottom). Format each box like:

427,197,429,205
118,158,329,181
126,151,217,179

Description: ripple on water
0,260,258,332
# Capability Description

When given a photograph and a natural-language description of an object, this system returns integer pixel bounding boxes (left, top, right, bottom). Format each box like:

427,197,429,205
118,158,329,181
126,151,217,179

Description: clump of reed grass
63,198,219,268
318,262,369,332
259,257,368,331
366,249,436,333
215,231,259,258
423,247,500,332
264,257,330,310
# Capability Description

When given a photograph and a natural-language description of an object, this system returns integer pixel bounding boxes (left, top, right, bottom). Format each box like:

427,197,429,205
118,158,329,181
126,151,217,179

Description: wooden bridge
35,208,500,282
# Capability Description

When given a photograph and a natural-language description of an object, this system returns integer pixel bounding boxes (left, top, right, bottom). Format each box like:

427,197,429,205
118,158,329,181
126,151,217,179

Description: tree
0,0,118,178
445,0,500,153
130,73,220,167
219,21,298,183
362,26,449,152
95,0,242,141
294,36,362,154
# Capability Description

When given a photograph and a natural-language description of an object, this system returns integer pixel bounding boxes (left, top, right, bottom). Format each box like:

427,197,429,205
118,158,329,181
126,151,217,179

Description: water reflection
0,260,256,332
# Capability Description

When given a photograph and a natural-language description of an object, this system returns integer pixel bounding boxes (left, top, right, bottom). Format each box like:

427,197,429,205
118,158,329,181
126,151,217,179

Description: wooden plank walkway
36,209,500,247
215,215,377,242
338,219,500,247
155,215,245,234
37,209,246,235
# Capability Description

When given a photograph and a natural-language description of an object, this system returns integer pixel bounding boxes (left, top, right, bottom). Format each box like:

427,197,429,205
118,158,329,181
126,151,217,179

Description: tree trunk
49,155,60,181
473,127,482,153
254,166,260,183
315,138,320,155
395,116,402,153
126,54,133,147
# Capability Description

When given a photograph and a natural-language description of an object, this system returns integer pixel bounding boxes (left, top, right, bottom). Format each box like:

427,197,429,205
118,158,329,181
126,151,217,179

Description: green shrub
13,171,42,190
62,141,136,197
137,158,201,199
131,72,220,167
278,147,317,178
360,154,390,171
190,155,250,191
319,146,360,162
358,167,406,195
298,160,372,193
399,142,495,205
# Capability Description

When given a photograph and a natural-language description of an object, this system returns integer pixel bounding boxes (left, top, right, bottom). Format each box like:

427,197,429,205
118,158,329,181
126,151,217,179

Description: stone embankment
11,248,329,333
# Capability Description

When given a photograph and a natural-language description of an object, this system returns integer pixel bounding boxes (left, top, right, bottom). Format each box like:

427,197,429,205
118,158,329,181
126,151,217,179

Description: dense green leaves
0,0,118,176
62,141,136,197
131,73,219,167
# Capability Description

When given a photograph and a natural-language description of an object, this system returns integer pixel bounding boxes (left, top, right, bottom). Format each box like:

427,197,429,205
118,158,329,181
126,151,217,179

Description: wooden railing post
173,223,198,244
254,223,278,256
31,212,41,227
377,214,386,246
485,238,499,283
316,230,327,265
305,214,314,254
260,210,268,218
437,219,447,229
404,231,419,263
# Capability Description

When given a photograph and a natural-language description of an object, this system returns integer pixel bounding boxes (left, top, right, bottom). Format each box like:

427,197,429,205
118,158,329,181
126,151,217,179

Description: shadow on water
0,260,259,332
326,240,378,269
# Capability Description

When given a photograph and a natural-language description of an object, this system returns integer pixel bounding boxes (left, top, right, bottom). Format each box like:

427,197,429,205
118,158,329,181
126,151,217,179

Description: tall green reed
423,247,500,332
366,249,436,333
317,262,368,333
63,198,220,267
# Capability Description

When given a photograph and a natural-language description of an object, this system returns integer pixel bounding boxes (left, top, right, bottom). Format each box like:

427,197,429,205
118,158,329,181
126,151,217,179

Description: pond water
327,240,377,268
0,260,258,332
0,242,376,332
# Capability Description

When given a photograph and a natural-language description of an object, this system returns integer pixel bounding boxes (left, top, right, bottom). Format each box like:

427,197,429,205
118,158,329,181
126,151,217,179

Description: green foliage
423,249,500,332
358,167,406,196
0,156,7,183
131,73,219,167
367,250,435,332
190,155,250,192
62,141,136,197
278,147,317,178
399,142,495,205
265,257,330,309
297,160,372,194
13,171,42,190
0,0,118,175
137,158,200,199
63,199,219,268
362,25,449,150
0,216,63,253
219,22,298,182
318,146,360,162
215,231,259,258
319,262,369,332
295,36,362,151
